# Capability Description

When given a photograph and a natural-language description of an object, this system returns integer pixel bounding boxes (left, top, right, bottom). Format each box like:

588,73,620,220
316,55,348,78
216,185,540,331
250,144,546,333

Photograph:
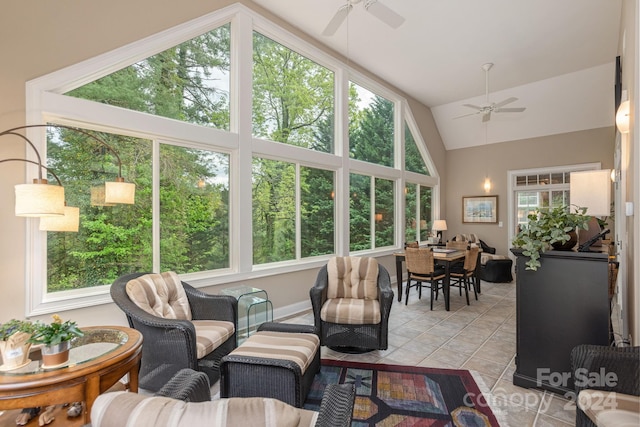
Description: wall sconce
432,219,447,243
570,169,612,217
483,177,492,193
616,100,630,134
1,124,136,205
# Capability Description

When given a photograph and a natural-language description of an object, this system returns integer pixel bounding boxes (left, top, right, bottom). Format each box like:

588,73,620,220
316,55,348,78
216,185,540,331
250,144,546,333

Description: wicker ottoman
219,322,320,408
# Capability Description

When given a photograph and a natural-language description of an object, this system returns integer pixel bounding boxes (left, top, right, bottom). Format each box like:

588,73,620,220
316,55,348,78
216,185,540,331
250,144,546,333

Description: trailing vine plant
512,205,591,270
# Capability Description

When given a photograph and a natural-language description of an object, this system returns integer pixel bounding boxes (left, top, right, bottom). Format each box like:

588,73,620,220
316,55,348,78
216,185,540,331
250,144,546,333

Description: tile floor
281,278,578,427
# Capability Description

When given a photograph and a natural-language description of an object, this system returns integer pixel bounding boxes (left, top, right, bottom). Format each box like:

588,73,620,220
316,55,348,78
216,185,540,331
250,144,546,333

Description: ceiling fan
456,63,526,123
322,0,405,36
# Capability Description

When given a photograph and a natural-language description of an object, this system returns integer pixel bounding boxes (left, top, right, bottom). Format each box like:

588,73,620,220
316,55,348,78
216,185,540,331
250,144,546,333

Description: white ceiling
251,0,623,149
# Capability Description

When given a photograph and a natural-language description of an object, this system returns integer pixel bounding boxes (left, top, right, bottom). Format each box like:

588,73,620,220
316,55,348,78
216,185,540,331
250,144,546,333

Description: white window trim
22,3,439,316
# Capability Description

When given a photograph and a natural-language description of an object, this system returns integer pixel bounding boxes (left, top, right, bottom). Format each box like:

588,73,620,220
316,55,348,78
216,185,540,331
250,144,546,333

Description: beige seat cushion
326,256,379,300
228,330,319,374
578,390,640,427
480,253,507,265
91,391,319,427
320,298,381,325
192,320,236,359
126,271,192,320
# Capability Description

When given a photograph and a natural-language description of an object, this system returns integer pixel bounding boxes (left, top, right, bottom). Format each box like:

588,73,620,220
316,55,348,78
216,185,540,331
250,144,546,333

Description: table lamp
432,220,447,243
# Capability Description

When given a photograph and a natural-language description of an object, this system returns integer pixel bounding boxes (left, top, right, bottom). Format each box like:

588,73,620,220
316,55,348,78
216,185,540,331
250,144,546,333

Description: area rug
304,359,500,427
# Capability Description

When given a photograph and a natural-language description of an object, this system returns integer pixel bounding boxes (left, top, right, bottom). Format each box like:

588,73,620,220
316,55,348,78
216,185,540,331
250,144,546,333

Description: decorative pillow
326,256,379,300
126,271,192,320
91,392,319,427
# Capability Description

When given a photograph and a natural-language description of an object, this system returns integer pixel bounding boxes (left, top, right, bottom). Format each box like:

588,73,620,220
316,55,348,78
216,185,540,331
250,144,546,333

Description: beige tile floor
281,278,578,427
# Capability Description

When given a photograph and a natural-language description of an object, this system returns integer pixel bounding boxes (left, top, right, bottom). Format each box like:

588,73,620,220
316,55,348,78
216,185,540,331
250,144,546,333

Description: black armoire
511,249,610,395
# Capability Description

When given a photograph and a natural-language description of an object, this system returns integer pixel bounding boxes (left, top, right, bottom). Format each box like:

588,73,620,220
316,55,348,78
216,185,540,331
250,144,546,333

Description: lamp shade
570,170,611,217
14,180,65,217
39,205,80,232
90,185,116,207
616,100,630,134
432,219,448,231
105,179,135,204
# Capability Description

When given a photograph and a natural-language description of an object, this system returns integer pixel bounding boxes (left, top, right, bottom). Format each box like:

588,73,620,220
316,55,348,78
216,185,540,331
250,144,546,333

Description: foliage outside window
349,83,394,167
159,145,230,273
252,32,334,152
404,183,433,243
65,24,231,131
405,122,429,175
33,11,437,304
46,128,153,291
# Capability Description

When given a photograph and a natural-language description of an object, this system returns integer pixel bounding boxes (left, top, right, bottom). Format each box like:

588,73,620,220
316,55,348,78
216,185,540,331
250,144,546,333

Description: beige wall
0,1,441,326
445,128,615,256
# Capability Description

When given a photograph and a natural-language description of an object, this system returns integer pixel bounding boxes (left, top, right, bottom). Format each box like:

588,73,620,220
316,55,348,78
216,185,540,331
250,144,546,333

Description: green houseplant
512,205,591,271
29,315,84,366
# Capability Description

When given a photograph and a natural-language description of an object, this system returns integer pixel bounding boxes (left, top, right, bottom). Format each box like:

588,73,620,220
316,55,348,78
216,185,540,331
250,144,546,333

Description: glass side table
221,285,273,344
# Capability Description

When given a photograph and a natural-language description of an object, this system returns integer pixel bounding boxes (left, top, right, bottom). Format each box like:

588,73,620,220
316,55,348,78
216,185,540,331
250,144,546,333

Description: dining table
393,248,466,311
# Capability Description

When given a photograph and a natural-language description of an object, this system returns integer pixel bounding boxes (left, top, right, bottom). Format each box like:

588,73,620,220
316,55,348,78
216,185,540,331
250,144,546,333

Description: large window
252,32,334,152
26,5,437,314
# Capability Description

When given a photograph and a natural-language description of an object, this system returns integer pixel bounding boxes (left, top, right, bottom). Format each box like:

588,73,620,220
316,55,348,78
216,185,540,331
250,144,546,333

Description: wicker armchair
91,368,355,427
571,344,640,427
310,256,393,351
110,272,237,392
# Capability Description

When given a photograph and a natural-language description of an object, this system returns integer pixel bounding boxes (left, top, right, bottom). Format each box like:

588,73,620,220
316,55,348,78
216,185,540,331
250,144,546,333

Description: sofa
451,234,513,283
90,368,356,427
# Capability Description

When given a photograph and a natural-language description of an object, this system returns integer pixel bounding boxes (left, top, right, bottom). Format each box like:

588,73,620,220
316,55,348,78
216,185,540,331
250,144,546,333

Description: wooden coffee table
0,326,142,424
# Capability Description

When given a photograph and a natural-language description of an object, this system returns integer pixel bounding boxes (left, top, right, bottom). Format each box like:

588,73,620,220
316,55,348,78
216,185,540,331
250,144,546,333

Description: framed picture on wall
462,195,498,223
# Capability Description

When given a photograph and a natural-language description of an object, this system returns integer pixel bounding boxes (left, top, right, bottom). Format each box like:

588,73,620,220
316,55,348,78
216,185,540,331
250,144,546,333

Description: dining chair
449,246,480,305
404,247,446,310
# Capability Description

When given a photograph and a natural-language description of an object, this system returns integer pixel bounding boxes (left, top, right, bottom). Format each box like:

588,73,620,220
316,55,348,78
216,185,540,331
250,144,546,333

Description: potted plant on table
29,314,84,367
0,319,36,370
512,205,591,271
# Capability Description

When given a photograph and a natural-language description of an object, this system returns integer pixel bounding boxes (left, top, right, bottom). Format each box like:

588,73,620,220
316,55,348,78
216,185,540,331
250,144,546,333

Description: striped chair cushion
228,331,319,374
320,298,381,325
126,271,192,320
326,256,379,300
91,391,318,427
192,320,236,359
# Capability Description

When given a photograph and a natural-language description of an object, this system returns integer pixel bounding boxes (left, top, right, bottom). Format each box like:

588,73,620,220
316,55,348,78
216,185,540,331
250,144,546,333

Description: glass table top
0,328,129,375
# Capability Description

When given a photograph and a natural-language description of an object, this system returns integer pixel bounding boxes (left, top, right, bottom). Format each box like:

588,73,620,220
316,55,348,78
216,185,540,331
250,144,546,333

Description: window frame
23,4,439,316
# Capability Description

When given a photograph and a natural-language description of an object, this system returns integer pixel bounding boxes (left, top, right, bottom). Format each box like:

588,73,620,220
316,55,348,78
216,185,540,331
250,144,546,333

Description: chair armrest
315,384,355,427
479,239,496,254
571,345,640,396
183,284,238,324
310,266,329,319
155,368,212,402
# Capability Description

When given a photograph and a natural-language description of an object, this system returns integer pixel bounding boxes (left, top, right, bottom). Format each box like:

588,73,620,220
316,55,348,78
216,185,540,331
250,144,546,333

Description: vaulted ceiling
252,0,623,149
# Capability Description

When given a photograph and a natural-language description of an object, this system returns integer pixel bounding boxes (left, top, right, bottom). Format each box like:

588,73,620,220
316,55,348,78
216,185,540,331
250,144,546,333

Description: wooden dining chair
449,246,480,305
404,247,446,310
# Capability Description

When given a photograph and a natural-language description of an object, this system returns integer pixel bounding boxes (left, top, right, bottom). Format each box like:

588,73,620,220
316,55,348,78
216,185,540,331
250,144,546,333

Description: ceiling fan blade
364,0,405,28
453,112,480,120
462,104,483,111
322,4,352,36
482,111,491,122
495,107,527,113
493,97,518,108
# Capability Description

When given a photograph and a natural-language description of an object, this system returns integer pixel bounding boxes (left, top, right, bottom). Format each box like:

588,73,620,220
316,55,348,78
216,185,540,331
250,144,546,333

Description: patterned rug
304,359,500,426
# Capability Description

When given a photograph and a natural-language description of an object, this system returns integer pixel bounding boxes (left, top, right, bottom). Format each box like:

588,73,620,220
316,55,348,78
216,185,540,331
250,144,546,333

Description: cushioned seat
220,322,320,408
111,271,238,392
91,368,355,427
310,256,393,352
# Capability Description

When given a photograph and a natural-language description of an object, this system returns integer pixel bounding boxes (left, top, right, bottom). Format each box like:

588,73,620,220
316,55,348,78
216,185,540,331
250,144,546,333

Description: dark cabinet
511,249,610,395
